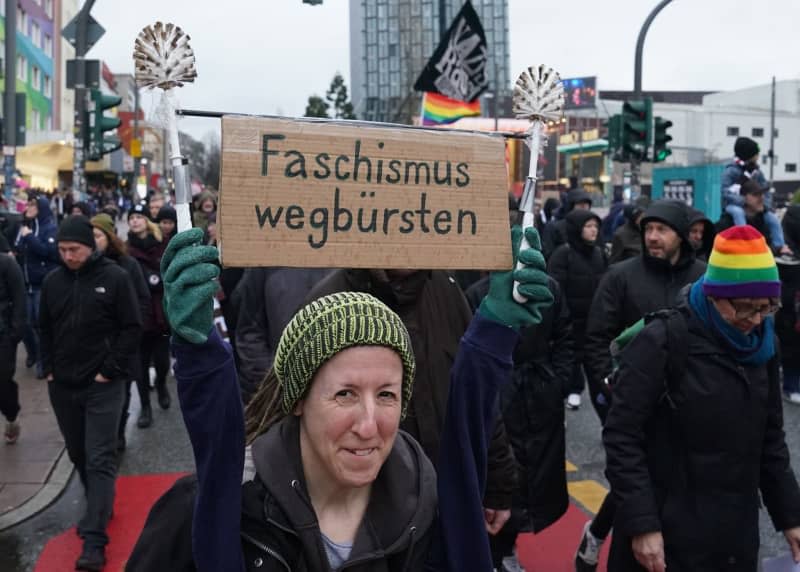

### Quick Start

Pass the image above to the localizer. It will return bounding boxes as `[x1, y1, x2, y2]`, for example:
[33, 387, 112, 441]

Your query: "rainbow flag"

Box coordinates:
[421, 92, 481, 126]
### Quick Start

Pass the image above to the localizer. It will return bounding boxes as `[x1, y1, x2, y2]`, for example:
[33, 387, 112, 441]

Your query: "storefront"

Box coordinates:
[556, 127, 611, 202]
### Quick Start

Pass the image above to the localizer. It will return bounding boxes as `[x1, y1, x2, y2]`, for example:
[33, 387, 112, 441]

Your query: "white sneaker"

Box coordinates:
[501, 551, 526, 572]
[566, 393, 581, 410]
[784, 392, 800, 405]
[575, 521, 603, 570]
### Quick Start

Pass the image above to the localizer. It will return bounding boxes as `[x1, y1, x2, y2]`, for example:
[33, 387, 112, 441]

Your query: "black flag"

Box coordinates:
[413, 1, 489, 103]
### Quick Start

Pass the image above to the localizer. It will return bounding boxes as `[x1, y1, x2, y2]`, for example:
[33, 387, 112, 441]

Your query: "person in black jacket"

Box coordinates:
[40, 215, 141, 571]
[91, 213, 151, 451]
[14, 195, 59, 378]
[604, 226, 800, 571]
[541, 189, 593, 258]
[779, 205, 800, 403]
[0, 233, 26, 444]
[687, 208, 715, 262]
[548, 209, 607, 410]
[575, 200, 706, 571]
[466, 275, 573, 571]
[609, 197, 650, 265]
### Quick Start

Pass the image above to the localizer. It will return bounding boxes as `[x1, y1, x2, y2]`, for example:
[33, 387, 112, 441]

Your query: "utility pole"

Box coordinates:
[3, 0, 16, 205]
[71, 0, 96, 201]
[630, 0, 674, 196]
[769, 75, 776, 186]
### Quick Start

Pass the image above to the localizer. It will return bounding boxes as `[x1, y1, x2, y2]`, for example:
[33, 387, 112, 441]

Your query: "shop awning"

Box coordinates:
[557, 139, 608, 154]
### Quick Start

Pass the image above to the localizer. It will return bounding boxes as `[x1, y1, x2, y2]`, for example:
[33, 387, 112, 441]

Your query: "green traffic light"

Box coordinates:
[88, 89, 122, 160]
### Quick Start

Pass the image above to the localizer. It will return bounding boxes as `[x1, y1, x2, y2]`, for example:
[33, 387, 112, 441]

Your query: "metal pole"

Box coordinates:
[634, 0, 674, 97]
[133, 83, 140, 191]
[71, 0, 96, 201]
[4, 0, 16, 205]
[769, 75, 776, 186]
[438, 0, 447, 39]
[577, 115, 584, 186]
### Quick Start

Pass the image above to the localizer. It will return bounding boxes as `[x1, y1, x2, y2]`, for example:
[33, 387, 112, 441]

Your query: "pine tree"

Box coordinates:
[325, 72, 356, 120]
[304, 95, 330, 118]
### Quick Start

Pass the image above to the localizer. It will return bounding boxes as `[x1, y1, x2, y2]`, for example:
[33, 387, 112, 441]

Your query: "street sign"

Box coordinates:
[62, 14, 105, 52]
[66, 59, 100, 88]
[663, 179, 694, 205]
[130, 138, 142, 158]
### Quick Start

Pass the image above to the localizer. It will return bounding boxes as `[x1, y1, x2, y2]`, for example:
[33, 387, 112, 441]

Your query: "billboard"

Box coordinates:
[563, 76, 597, 110]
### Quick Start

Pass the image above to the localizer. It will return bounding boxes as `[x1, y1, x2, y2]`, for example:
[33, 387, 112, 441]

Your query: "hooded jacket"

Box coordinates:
[14, 196, 59, 288]
[547, 210, 607, 345]
[604, 292, 800, 571]
[609, 203, 646, 265]
[193, 191, 217, 231]
[127, 229, 168, 334]
[688, 208, 715, 262]
[39, 251, 142, 385]
[541, 190, 593, 258]
[584, 201, 706, 417]
[0, 251, 25, 341]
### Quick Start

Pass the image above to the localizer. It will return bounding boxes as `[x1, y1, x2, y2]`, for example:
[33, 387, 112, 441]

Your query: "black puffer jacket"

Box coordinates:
[778, 206, 800, 370]
[584, 201, 706, 415]
[0, 252, 25, 341]
[604, 298, 800, 571]
[547, 210, 607, 348]
[609, 204, 644, 265]
[465, 276, 573, 532]
[541, 190, 593, 258]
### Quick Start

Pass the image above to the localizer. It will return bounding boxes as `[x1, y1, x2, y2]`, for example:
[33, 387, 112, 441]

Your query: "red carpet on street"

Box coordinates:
[34, 472, 608, 571]
[34, 473, 187, 572]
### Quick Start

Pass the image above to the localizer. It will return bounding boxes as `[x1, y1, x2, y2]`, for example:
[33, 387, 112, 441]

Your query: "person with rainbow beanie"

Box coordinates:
[603, 225, 800, 572]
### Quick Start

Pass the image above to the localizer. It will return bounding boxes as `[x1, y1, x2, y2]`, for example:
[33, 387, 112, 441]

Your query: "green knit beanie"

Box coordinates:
[273, 292, 416, 418]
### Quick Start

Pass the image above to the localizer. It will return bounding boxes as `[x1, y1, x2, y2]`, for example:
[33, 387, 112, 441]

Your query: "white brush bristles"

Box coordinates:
[134, 22, 197, 90]
[512, 65, 565, 122]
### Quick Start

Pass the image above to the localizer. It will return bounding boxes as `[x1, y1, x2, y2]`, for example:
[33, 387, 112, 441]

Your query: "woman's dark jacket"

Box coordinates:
[547, 210, 607, 347]
[14, 196, 59, 288]
[603, 297, 800, 571]
[466, 276, 573, 533]
[127, 231, 168, 334]
[779, 206, 800, 370]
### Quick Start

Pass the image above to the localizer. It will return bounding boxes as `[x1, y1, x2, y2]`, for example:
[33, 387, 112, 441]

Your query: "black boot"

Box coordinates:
[75, 543, 106, 571]
[137, 404, 152, 428]
[156, 383, 171, 410]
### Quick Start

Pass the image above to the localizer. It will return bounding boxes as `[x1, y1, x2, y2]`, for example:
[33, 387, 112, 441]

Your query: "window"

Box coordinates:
[32, 109, 40, 132]
[786, 163, 797, 173]
[45, 0, 53, 18]
[16, 8, 26, 34]
[32, 66, 40, 88]
[31, 21, 40, 47]
[751, 127, 764, 137]
[726, 126, 739, 137]
[43, 75, 51, 97]
[43, 34, 52, 57]
[16, 55, 26, 81]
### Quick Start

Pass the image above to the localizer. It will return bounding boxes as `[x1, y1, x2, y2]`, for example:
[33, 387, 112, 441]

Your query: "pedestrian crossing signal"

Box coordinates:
[653, 117, 673, 162]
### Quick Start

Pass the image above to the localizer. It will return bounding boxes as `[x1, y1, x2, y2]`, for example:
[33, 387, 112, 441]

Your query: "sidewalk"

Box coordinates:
[0, 345, 71, 531]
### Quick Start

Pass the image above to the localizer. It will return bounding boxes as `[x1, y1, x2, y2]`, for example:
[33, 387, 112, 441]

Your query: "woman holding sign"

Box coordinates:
[127, 225, 553, 572]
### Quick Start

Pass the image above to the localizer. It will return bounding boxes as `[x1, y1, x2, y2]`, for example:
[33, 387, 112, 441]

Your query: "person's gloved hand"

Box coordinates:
[161, 228, 220, 344]
[479, 225, 553, 330]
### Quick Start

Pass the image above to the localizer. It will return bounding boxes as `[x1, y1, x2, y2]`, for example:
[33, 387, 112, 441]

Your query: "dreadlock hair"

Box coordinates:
[244, 368, 287, 445]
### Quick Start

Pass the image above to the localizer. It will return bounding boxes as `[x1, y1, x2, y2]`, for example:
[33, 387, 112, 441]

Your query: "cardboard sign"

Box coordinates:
[218, 116, 512, 270]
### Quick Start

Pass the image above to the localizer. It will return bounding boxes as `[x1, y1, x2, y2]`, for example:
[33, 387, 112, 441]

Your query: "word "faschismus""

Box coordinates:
[261, 134, 471, 188]
[254, 188, 477, 249]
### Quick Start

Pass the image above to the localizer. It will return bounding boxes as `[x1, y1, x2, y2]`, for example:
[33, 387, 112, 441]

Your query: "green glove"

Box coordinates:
[479, 225, 553, 330]
[161, 228, 221, 344]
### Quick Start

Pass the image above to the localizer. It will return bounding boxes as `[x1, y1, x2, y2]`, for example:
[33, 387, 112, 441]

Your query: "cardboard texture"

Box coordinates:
[219, 116, 512, 270]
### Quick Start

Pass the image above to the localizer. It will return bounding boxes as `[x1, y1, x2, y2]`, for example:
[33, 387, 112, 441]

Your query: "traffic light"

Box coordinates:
[621, 98, 652, 161]
[652, 116, 673, 162]
[87, 89, 121, 161]
[604, 114, 625, 161]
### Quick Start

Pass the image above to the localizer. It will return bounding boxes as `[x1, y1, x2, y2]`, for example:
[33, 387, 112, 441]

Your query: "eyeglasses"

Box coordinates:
[727, 299, 781, 320]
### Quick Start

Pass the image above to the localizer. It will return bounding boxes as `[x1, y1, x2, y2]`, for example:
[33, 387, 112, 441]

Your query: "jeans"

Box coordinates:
[0, 335, 20, 422]
[48, 378, 124, 547]
[784, 367, 800, 395]
[21, 288, 41, 373]
[725, 204, 786, 248]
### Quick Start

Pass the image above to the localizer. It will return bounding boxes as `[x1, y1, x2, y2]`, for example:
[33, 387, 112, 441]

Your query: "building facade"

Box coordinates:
[350, 0, 510, 123]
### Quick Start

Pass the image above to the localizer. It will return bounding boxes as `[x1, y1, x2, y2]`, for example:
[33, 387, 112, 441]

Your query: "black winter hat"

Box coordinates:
[639, 200, 691, 242]
[156, 205, 177, 223]
[57, 215, 95, 248]
[128, 202, 148, 220]
[734, 137, 760, 161]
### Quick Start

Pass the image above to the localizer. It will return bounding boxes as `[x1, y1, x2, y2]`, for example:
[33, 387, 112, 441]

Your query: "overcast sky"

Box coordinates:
[92, 0, 800, 140]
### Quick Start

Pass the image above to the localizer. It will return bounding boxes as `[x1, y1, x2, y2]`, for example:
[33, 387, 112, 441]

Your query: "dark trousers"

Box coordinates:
[567, 362, 587, 396]
[137, 333, 170, 408]
[0, 335, 20, 422]
[21, 288, 41, 371]
[48, 379, 124, 547]
[120, 352, 142, 434]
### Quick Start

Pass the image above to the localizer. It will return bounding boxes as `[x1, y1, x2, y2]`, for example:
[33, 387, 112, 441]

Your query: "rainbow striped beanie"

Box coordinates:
[702, 225, 780, 298]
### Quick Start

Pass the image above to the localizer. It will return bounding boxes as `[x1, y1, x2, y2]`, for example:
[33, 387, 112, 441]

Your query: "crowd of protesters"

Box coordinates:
[2, 135, 800, 572]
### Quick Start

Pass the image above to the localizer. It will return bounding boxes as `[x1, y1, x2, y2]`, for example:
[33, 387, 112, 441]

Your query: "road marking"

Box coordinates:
[567, 480, 608, 514]
[565, 460, 578, 472]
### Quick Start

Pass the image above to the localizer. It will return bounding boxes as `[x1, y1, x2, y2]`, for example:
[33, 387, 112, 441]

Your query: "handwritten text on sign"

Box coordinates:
[218, 116, 511, 270]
